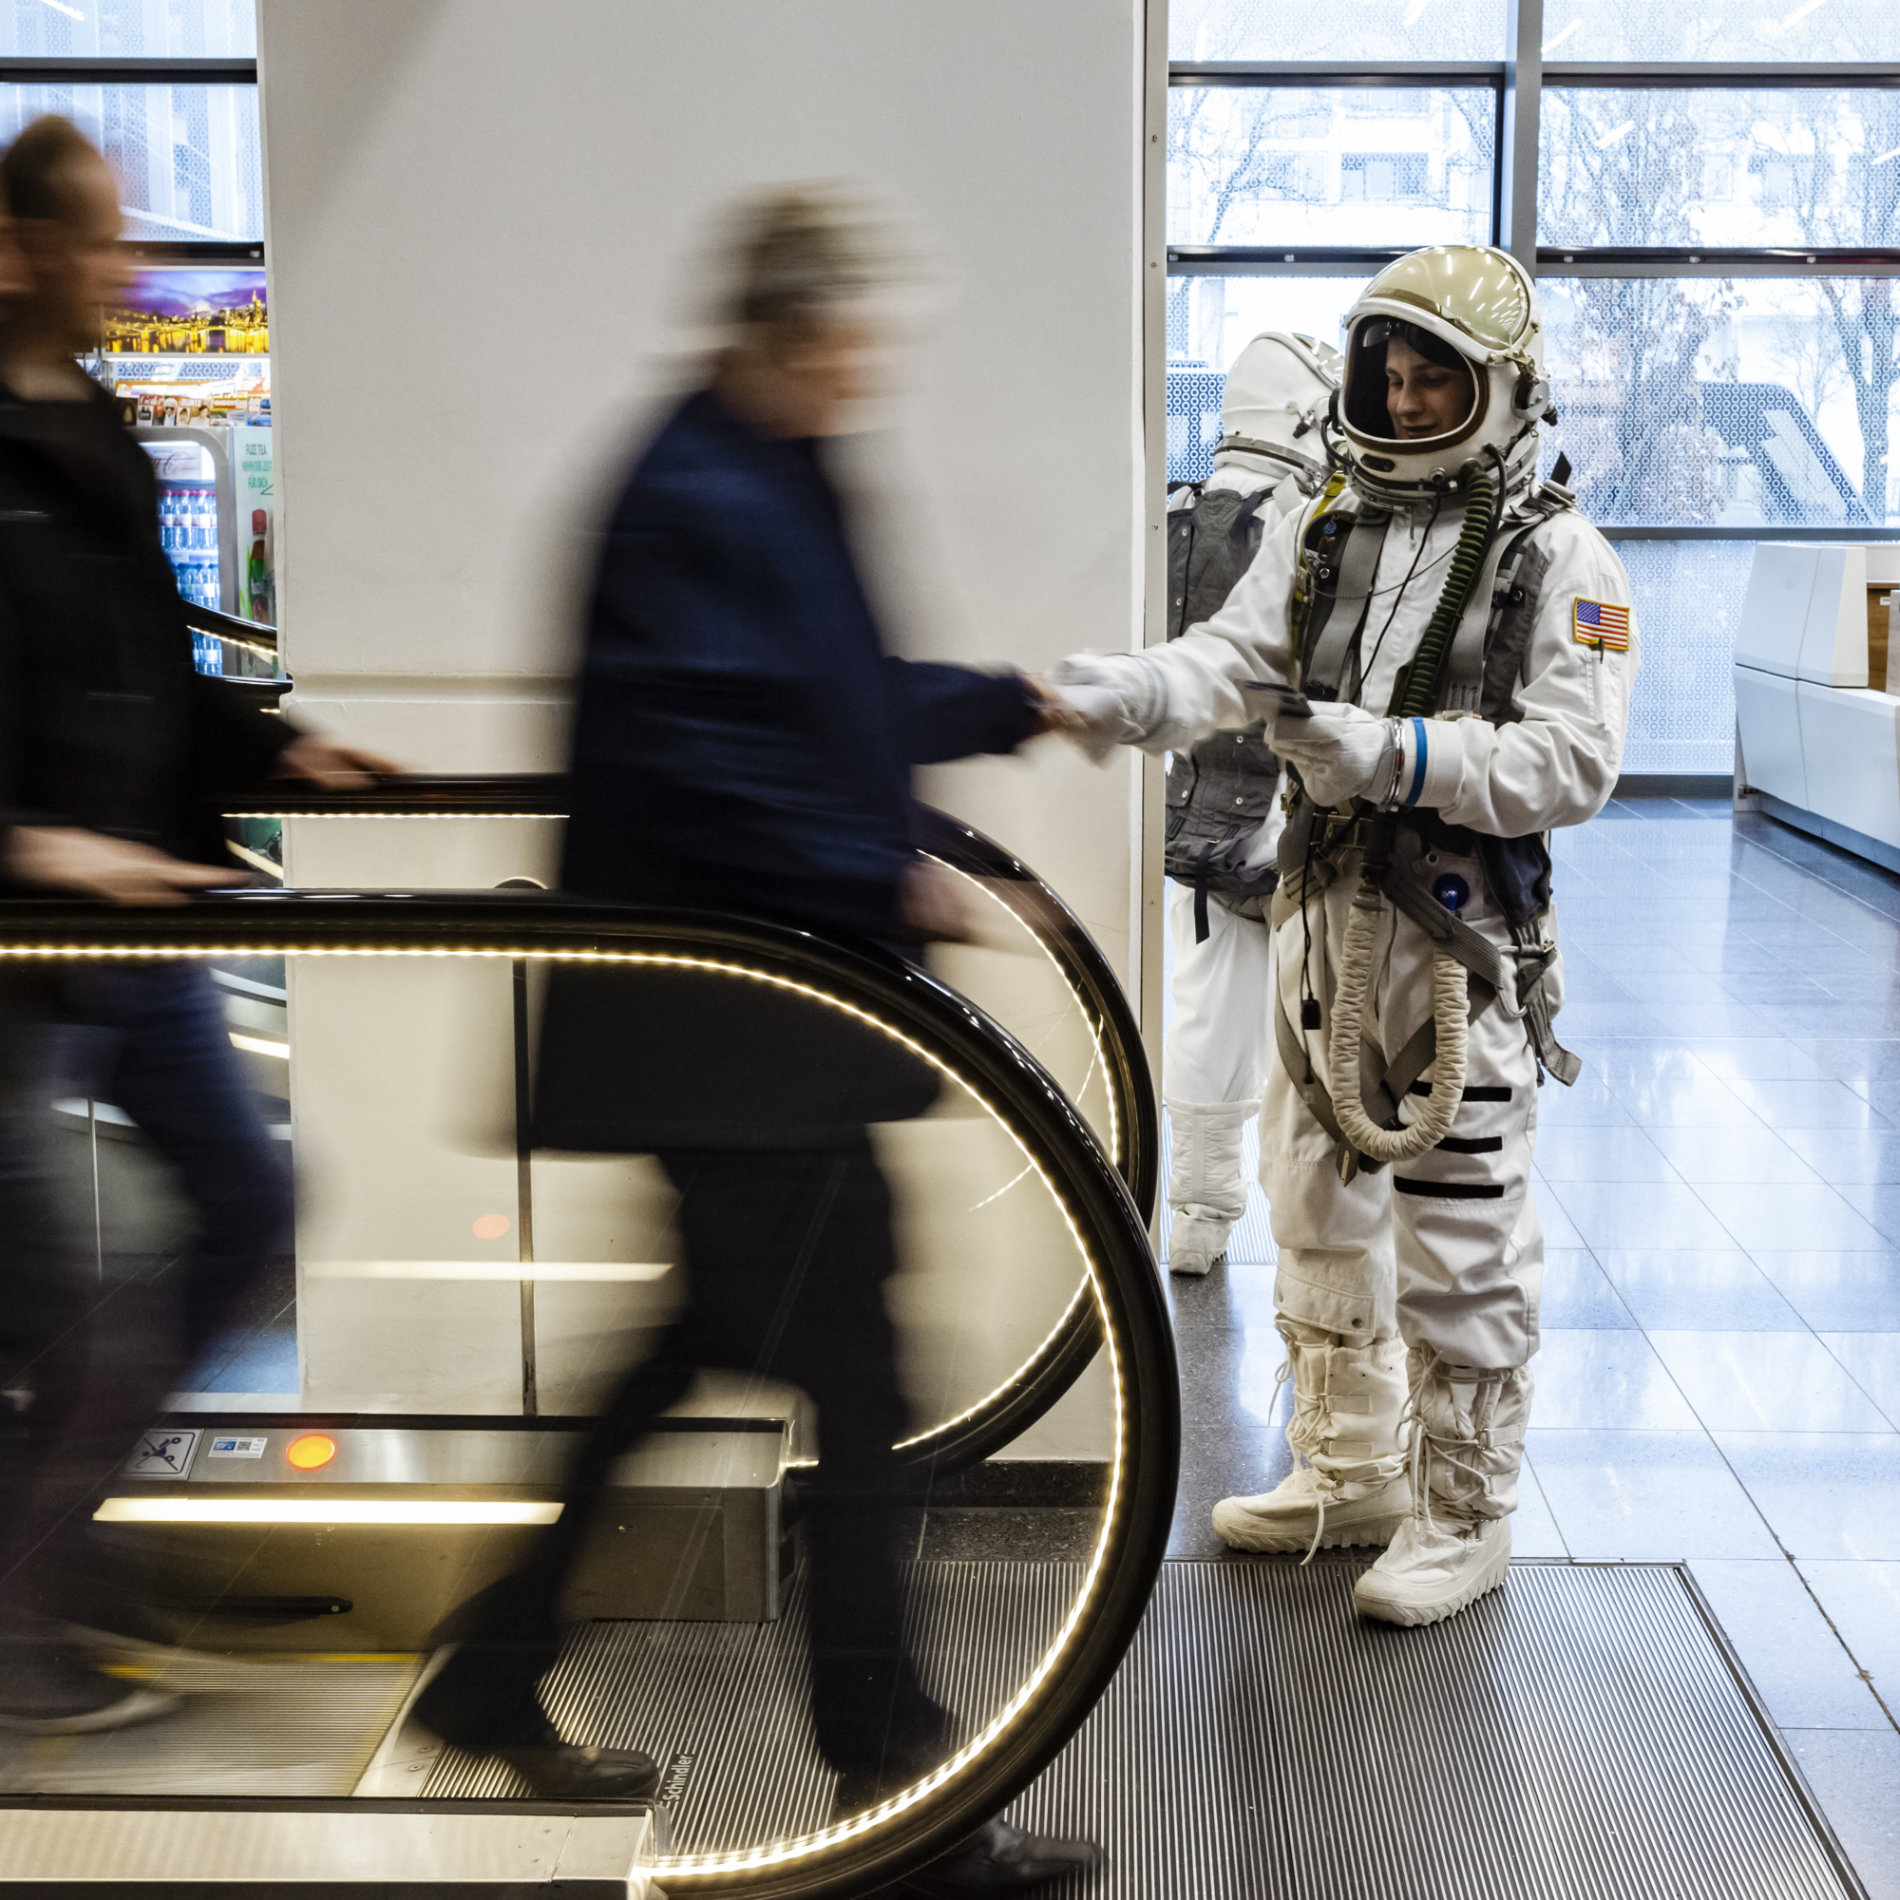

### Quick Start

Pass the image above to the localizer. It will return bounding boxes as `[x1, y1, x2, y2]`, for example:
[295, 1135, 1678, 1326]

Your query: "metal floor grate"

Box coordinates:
[430, 1557, 1854, 1897]
[0, 1652, 420, 1798]
[1013, 1559, 1859, 1900]
[422, 1560, 1078, 1854]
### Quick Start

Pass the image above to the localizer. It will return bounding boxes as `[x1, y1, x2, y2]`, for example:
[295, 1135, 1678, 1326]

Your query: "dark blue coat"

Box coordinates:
[538, 386, 1039, 1151]
[559, 387, 1037, 937]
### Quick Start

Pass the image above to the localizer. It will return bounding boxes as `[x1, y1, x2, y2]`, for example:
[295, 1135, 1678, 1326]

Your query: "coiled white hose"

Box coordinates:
[1326, 889, 1469, 1164]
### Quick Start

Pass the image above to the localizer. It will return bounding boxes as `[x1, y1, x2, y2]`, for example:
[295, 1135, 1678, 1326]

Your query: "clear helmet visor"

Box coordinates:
[1341, 314, 1481, 450]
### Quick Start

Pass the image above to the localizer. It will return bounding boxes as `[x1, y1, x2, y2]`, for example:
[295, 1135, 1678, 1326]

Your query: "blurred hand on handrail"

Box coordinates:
[3, 827, 229, 906]
[273, 736, 405, 790]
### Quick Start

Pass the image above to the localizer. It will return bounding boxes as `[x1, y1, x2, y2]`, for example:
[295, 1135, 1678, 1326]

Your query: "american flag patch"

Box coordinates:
[1573, 597, 1630, 650]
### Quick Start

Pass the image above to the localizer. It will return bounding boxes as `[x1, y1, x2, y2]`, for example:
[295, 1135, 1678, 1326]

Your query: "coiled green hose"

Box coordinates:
[1388, 460, 1501, 722]
[1327, 460, 1503, 1172]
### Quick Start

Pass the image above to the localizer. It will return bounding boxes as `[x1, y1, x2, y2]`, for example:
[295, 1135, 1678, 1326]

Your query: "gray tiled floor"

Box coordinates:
[1163, 800, 1900, 1898]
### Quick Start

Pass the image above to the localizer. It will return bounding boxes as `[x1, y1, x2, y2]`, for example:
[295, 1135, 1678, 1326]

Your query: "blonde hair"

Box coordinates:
[723, 183, 899, 336]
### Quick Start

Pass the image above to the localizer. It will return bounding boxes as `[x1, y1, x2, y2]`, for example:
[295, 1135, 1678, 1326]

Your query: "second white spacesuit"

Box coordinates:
[1055, 246, 1636, 1627]
[1162, 333, 1339, 1276]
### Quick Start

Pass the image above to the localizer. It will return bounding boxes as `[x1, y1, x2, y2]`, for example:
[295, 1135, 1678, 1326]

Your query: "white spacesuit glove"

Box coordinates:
[1269, 700, 1400, 810]
[1044, 654, 1166, 764]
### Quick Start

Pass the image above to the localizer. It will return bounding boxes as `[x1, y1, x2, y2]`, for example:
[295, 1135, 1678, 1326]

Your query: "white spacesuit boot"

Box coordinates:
[1165, 1098, 1255, 1275]
[1354, 1348, 1530, 1627]
[1211, 1319, 1411, 1552]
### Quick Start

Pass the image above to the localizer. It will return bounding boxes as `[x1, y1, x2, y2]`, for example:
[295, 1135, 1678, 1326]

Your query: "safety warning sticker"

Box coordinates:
[1573, 597, 1630, 650]
[208, 1435, 268, 1459]
[122, 1428, 200, 1478]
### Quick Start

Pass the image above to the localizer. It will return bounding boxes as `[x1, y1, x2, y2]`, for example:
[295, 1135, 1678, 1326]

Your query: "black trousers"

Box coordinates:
[420, 1138, 947, 1783]
[0, 965, 294, 1627]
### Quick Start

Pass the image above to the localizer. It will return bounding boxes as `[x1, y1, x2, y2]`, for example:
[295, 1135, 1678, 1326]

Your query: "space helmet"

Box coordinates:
[1214, 331, 1343, 486]
[1334, 245, 1551, 502]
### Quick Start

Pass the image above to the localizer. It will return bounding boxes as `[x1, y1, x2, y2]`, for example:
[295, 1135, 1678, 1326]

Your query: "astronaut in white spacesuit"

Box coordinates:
[1055, 246, 1635, 1626]
[1161, 332, 1339, 1277]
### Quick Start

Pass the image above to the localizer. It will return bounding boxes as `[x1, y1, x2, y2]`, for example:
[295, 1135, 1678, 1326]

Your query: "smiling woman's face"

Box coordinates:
[1384, 334, 1473, 440]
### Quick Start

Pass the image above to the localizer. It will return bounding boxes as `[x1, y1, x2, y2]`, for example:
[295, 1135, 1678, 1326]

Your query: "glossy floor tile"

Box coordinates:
[1752, 1253, 1900, 1332]
[1648, 1331, 1893, 1433]
[1539, 1179, 1738, 1251]
[1817, 1334, 1900, 1429]
[1794, 1562, 1900, 1716]
[1595, 1249, 1805, 1332]
[1715, 1432, 1900, 1560]
[1532, 1328, 1699, 1429]
[1783, 1731, 1900, 1900]
[1539, 1249, 1637, 1329]
[1525, 1428, 1780, 1560]
[1687, 1560, 1891, 1730]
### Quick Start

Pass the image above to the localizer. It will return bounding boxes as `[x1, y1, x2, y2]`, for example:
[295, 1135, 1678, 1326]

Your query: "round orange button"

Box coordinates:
[286, 1433, 338, 1471]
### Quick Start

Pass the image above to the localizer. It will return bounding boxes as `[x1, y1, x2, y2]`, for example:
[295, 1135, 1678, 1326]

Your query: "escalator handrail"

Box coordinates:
[0, 886, 1178, 1896]
[224, 777, 1159, 1216]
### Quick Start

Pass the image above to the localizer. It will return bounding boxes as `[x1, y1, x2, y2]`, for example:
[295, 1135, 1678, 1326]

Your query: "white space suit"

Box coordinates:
[1056, 247, 1635, 1626]
[1163, 333, 1339, 1277]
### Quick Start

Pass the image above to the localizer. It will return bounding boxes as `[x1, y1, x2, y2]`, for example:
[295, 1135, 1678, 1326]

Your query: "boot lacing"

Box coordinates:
[1403, 1348, 1503, 1538]
[1274, 1320, 1341, 1565]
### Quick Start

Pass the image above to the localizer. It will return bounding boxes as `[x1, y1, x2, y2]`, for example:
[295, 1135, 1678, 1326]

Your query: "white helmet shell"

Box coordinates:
[1216, 331, 1342, 484]
[1335, 246, 1550, 502]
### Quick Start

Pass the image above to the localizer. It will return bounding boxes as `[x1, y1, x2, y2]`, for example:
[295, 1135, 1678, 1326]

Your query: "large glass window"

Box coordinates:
[1542, 1, 1900, 62]
[1165, 9, 1900, 784]
[1541, 89, 1900, 252]
[0, 0, 255, 58]
[1169, 87, 1495, 250]
[1543, 276, 1897, 527]
[0, 82, 262, 242]
[1170, 0, 1506, 63]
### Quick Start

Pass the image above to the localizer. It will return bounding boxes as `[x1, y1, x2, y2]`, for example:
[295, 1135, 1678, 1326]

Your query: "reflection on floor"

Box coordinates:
[1160, 800, 1900, 1898]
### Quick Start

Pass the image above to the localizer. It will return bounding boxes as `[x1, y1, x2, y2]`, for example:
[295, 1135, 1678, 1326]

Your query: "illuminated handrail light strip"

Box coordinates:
[305, 1260, 671, 1282]
[229, 1031, 290, 1059]
[0, 936, 1131, 1883]
[95, 1499, 563, 1526]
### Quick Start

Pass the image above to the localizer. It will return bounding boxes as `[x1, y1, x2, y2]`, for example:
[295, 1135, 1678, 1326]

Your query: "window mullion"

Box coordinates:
[1501, 0, 1543, 272]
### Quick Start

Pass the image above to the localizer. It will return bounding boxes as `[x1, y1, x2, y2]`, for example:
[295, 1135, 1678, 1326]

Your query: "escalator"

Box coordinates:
[0, 885, 1178, 1897]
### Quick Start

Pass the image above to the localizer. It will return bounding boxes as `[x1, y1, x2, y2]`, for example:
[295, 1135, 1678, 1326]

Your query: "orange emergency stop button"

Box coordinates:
[286, 1433, 338, 1471]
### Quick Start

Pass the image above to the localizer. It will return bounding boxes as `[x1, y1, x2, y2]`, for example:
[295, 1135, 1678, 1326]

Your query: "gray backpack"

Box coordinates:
[1163, 482, 1283, 933]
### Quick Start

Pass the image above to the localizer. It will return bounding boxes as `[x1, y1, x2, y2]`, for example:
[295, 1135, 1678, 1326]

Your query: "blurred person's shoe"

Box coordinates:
[493, 1722, 663, 1801]
[0, 1643, 180, 1735]
[415, 1686, 661, 1802]
[899, 1818, 1104, 1895]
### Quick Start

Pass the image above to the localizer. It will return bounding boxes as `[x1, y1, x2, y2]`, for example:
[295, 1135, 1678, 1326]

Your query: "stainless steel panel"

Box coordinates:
[0, 1806, 655, 1893]
[169, 1424, 784, 1489]
[99, 1425, 789, 1646]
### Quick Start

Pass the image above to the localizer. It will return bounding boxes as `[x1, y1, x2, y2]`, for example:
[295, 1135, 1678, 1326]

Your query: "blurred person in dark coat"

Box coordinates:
[0, 118, 394, 1735]
[415, 185, 1100, 1894]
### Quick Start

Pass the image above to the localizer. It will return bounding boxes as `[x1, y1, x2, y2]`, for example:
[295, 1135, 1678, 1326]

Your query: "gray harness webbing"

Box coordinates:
[1440, 486, 1573, 715]
[1300, 511, 1392, 699]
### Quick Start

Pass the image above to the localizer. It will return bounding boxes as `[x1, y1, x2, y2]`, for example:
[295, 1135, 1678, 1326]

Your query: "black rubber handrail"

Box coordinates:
[225, 777, 1159, 1212]
[0, 889, 1178, 1898]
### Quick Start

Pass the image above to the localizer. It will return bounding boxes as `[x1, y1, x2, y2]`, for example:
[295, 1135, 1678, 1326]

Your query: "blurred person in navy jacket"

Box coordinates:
[416, 186, 1100, 1895]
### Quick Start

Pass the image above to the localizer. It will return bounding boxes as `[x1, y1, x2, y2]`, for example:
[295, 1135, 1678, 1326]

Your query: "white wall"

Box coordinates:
[257, 0, 1148, 979]
[258, 0, 1149, 1456]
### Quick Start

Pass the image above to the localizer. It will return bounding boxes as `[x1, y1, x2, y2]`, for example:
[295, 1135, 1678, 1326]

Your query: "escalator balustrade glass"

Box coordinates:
[215, 782, 1158, 1470]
